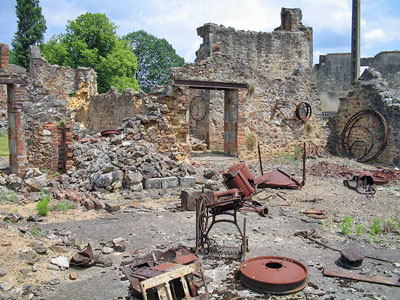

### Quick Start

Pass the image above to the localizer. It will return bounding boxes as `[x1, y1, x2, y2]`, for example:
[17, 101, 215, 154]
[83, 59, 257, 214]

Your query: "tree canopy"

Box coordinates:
[41, 13, 139, 93]
[11, 0, 47, 69]
[124, 30, 184, 93]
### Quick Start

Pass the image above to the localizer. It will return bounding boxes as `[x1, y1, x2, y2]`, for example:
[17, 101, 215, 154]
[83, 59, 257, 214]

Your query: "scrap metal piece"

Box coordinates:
[139, 262, 209, 300]
[323, 267, 400, 287]
[239, 256, 309, 294]
[100, 129, 121, 137]
[295, 102, 312, 121]
[340, 109, 388, 162]
[337, 248, 364, 269]
[70, 243, 98, 267]
[195, 189, 247, 260]
[256, 169, 302, 189]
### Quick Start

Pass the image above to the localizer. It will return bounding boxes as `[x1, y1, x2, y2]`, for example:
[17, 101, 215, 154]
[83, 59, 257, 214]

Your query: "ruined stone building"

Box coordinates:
[314, 51, 400, 114]
[5, 5, 400, 180]
[171, 8, 326, 158]
[0, 8, 330, 177]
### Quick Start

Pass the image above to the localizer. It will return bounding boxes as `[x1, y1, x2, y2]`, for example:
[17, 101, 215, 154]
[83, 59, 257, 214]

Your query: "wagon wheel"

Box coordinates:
[198, 195, 210, 235]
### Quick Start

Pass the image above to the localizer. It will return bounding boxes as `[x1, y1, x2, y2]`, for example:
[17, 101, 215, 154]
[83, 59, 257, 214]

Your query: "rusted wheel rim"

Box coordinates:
[239, 256, 309, 294]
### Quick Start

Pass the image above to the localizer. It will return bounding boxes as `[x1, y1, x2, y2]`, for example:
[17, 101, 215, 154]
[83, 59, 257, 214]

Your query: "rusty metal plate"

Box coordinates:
[239, 256, 308, 294]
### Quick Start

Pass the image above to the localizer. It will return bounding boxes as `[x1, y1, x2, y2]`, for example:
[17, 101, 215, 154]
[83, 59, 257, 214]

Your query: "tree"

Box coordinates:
[41, 13, 139, 93]
[11, 0, 46, 69]
[124, 30, 184, 93]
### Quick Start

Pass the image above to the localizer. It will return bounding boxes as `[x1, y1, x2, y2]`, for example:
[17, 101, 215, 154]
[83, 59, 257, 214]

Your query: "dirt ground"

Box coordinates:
[0, 155, 399, 300]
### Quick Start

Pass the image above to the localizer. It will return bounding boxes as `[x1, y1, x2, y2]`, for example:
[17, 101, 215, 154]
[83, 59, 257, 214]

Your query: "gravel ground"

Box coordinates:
[1, 155, 400, 300]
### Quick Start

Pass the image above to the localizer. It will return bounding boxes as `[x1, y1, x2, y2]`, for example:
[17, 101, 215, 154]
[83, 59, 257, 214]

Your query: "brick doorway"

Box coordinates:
[175, 80, 248, 157]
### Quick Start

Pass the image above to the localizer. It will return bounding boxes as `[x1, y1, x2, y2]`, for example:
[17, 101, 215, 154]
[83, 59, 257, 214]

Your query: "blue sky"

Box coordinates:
[1, 0, 400, 64]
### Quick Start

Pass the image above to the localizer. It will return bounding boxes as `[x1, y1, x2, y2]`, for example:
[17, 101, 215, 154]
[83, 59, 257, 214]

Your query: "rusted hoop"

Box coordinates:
[295, 102, 312, 121]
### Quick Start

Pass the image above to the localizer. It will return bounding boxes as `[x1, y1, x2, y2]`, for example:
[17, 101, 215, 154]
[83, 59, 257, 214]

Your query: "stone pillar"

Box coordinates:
[280, 8, 302, 31]
[224, 90, 239, 156]
[0, 44, 9, 69]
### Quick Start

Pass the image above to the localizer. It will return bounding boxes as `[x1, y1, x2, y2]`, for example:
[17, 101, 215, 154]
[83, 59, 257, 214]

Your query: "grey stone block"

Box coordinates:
[143, 178, 161, 189]
[161, 177, 179, 189]
[179, 176, 196, 188]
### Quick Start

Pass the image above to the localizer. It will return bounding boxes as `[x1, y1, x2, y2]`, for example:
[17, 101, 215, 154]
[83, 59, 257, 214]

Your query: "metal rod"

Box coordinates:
[257, 142, 264, 175]
[302, 142, 306, 186]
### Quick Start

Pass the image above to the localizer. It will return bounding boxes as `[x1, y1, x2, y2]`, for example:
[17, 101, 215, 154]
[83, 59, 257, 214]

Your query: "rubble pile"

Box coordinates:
[67, 119, 196, 193]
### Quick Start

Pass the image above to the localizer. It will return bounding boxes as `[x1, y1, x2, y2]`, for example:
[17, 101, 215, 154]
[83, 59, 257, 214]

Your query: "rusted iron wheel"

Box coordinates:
[340, 110, 388, 162]
[239, 256, 309, 294]
[295, 102, 312, 121]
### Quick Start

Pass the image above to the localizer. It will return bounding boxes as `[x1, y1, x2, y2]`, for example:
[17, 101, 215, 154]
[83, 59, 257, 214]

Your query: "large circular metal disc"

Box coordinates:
[239, 256, 309, 294]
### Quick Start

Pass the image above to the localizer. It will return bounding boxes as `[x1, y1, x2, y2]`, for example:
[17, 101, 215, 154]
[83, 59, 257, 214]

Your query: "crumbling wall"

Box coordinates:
[73, 87, 143, 132]
[172, 8, 326, 159]
[314, 51, 400, 113]
[29, 46, 97, 99]
[334, 68, 400, 165]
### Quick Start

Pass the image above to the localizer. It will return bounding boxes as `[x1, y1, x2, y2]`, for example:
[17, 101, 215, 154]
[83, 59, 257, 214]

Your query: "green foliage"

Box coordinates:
[9, 49, 18, 65]
[97, 39, 139, 92]
[11, 0, 47, 68]
[0, 190, 17, 202]
[41, 13, 139, 93]
[340, 215, 353, 235]
[36, 190, 50, 216]
[29, 227, 41, 237]
[294, 145, 302, 160]
[57, 119, 66, 129]
[124, 30, 184, 92]
[51, 201, 73, 212]
[356, 223, 364, 236]
[370, 218, 382, 236]
[0, 131, 9, 157]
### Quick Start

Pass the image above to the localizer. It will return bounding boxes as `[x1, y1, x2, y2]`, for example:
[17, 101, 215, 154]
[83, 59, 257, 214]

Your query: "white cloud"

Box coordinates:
[364, 29, 386, 42]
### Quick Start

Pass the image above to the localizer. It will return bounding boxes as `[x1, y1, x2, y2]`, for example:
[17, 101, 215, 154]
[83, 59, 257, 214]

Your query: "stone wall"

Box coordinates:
[73, 87, 143, 132]
[29, 46, 97, 100]
[314, 51, 400, 112]
[333, 68, 400, 165]
[172, 8, 326, 159]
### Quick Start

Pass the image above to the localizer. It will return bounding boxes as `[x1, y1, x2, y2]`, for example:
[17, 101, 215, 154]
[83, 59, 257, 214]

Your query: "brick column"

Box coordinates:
[64, 121, 74, 171]
[237, 90, 248, 157]
[8, 84, 28, 177]
[0, 44, 9, 69]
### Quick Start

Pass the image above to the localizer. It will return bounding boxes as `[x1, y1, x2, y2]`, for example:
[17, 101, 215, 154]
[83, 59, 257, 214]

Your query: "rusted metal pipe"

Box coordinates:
[257, 141, 264, 175]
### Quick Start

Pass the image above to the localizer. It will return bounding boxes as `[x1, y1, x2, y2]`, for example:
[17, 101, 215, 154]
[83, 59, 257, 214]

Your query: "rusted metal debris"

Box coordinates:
[310, 161, 399, 186]
[100, 129, 121, 137]
[138, 262, 209, 300]
[270, 100, 312, 123]
[239, 256, 309, 294]
[295, 102, 312, 121]
[340, 109, 388, 162]
[294, 229, 395, 264]
[122, 248, 210, 299]
[323, 267, 400, 287]
[195, 189, 248, 260]
[337, 248, 364, 269]
[70, 243, 98, 267]
[343, 171, 376, 197]
[309, 161, 355, 178]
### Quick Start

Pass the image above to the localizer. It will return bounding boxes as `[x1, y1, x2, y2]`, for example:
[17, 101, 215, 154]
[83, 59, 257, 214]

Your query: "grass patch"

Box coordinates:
[51, 201, 74, 212]
[0, 190, 17, 202]
[340, 215, 353, 235]
[0, 131, 9, 157]
[36, 191, 50, 216]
